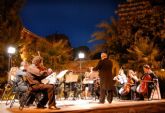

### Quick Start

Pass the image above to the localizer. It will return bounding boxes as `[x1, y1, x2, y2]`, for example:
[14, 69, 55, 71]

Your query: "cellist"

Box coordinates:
[136, 64, 158, 100]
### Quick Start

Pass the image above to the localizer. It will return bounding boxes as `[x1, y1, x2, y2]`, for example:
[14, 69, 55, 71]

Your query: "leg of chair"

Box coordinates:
[5, 87, 15, 105]
[149, 83, 157, 100]
[19, 91, 31, 110]
[9, 93, 17, 108]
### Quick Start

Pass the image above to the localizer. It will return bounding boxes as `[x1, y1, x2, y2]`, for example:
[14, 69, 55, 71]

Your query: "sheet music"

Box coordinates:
[56, 70, 68, 78]
[65, 73, 78, 83]
[42, 72, 57, 84]
[42, 70, 69, 84]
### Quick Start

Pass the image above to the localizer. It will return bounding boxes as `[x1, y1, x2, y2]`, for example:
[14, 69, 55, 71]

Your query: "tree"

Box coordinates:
[90, 17, 129, 64]
[46, 33, 72, 47]
[46, 40, 73, 71]
[0, 0, 25, 86]
[20, 29, 73, 71]
[127, 37, 159, 71]
[91, 0, 165, 68]
[0, 0, 25, 71]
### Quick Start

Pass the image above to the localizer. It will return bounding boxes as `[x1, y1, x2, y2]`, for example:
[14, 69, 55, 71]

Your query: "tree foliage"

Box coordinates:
[0, 0, 25, 71]
[20, 33, 73, 71]
[91, 0, 165, 71]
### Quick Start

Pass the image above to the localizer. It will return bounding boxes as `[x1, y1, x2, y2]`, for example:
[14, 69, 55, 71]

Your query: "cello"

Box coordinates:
[136, 73, 152, 96]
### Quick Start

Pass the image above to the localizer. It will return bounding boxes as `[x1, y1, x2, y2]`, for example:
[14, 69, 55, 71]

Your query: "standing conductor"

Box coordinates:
[93, 52, 114, 104]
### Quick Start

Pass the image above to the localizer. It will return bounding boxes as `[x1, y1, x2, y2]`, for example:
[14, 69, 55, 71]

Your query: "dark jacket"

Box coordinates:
[93, 58, 114, 90]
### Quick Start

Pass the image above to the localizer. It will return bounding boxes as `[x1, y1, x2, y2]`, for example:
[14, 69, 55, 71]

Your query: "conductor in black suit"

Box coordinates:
[93, 52, 114, 104]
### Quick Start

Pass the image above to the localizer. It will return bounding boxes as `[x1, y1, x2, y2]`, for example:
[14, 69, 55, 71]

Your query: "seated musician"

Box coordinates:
[127, 70, 140, 100]
[136, 64, 158, 100]
[26, 56, 60, 110]
[14, 61, 29, 92]
[113, 68, 127, 98]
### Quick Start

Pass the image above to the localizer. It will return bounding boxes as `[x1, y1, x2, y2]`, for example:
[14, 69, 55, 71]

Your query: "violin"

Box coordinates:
[38, 65, 47, 71]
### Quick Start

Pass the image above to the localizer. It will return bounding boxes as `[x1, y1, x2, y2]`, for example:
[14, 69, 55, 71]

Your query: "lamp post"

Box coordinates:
[78, 52, 85, 91]
[7, 46, 16, 71]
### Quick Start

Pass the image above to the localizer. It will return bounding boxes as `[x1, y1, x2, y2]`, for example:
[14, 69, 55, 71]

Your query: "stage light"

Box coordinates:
[78, 52, 85, 59]
[7, 46, 16, 71]
[78, 52, 85, 91]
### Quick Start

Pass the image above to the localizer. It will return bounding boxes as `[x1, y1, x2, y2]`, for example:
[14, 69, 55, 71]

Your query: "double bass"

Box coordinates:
[136, 73, 152, 96]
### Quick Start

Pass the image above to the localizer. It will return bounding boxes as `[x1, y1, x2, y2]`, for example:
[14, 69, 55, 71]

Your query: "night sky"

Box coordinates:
[20, 0, 125, 49]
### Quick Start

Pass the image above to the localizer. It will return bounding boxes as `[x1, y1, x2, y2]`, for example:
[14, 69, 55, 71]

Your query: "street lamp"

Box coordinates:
[78, 52, 85, 91]
[7, 46, 16, 71]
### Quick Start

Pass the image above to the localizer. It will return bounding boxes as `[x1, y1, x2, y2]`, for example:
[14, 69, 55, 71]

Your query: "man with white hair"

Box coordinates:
[26, 56, 60, 110]
[93, 52, 114, 104]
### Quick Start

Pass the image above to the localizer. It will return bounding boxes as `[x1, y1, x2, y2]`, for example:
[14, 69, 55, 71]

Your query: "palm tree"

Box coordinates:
[90, 17, 130, 65]
[46, 40, 72, 71]
[127, 37, 159, 72]
[20, 33, 72, 71]
[90, 18, 118, 55]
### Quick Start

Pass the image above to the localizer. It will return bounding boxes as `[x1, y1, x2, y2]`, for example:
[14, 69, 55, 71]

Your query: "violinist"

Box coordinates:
[136, 64, 158, 100]
[127, 70, 140, 100]
[113, 68, 127, 98]
[117, 69, 135, 99]
[26, 56, 60, 110]
[113, 68, 127, 85]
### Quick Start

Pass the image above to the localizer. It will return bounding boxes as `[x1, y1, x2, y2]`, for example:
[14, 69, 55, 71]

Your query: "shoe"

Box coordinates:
[48, 106, 60, 110]
[98, 102, 104, 104]
[37, 105, 47, 109]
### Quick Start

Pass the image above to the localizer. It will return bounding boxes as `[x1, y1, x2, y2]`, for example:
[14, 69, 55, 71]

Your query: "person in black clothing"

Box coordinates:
[136, 64, 158, 100]
[142, 64, 158, 99]
[93, 52, 114, 104]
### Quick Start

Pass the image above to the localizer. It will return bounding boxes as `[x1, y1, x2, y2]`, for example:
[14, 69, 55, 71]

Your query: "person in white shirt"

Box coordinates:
[113, 68, 127, 98]
[113, 68, 127, 85]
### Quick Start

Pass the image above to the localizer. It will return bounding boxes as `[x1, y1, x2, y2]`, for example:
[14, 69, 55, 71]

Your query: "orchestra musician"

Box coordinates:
[82, 67, 95, 99]
[26, 56, 60, 110]
[116, 69, 136, 100]
[136, 64, 158, 100]
[113, 68, 127, 98]
[127, 70, 140, 100]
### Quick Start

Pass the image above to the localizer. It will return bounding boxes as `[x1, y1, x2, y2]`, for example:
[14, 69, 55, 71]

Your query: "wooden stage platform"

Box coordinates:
[1, 98, 165, 113]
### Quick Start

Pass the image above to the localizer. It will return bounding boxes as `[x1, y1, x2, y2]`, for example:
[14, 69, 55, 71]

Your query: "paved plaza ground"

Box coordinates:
[1, 98, 165, 113]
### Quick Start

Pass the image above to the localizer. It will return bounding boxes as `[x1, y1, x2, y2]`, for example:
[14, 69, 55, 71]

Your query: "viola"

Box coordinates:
[36, 64, 49, 77]
[136, 73, 152, 96]
[119, 78, 133, 96]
